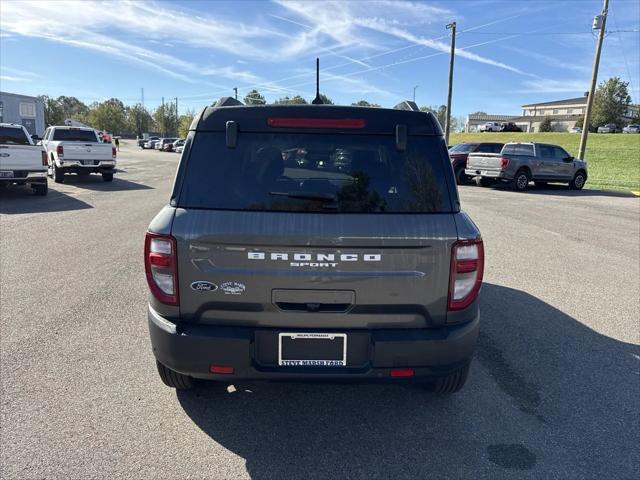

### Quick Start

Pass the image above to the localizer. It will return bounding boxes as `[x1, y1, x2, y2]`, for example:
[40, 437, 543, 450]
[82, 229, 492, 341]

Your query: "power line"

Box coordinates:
[459, 29, 638, 35]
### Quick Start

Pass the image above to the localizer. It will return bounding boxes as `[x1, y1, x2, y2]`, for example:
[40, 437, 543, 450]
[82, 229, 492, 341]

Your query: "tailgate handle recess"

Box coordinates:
[272, 289, 355, 313]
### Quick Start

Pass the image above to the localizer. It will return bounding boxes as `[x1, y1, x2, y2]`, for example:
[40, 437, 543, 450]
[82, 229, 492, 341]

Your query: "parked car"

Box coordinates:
[0, 123, 48, 195]
[479, 122, 501, 132]
[466, 142, 587, 191]
[162, 139, 184, 152]
[144, 139, 160, 149]
[41, 126, 116, 183]
[145, 101, 483, 393]
[569, 126, 582, 133]
[175, 144, 185, 154]
[138, 136, 159, 148]
[622, 124, 640, 134]
[597, 123, 618, 133]
[499, 122, 522, 132]
[156, 138, 178, 151]
[448, 142, 503, 184]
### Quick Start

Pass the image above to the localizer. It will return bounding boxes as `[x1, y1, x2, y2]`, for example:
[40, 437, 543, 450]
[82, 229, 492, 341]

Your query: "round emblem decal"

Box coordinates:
[190, 281, 218, 292]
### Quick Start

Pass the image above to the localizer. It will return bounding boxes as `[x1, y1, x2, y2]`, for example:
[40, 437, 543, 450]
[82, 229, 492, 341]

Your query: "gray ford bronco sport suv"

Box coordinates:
[145, 98, 484, 393]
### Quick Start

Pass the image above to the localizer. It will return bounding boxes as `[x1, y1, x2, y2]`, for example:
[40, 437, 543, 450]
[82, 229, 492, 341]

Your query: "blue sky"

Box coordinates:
[1, 0, 639, 117]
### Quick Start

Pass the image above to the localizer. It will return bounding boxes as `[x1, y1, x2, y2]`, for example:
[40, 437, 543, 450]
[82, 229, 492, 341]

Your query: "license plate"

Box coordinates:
[0, 171, 14, 178]
[278, 333, 347, 367]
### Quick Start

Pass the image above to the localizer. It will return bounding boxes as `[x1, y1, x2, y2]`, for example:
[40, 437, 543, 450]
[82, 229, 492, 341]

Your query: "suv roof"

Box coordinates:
[192, 104, 442, 135]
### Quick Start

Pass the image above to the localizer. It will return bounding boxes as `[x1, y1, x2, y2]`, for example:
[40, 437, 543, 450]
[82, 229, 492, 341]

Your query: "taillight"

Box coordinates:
[112, 147, 117, 159]
[448, 239, 484, 311]
[41, 151, 47, 166]
[144, 232, 179, 306]
[500, 157, 510, 169]
[56, 145, 64, 158]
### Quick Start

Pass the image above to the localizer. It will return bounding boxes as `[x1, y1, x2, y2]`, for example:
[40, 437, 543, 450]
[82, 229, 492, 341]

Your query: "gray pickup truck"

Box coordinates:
[466, 142, 588, 191]
[145, 98, 484, 393]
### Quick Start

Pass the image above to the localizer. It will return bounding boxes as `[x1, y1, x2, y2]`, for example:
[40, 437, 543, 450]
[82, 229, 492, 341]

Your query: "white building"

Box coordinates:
[465, 94, 639, 133]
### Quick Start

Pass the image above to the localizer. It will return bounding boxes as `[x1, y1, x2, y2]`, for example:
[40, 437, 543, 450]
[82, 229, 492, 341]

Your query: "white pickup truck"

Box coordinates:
[41, 126, 116, 183]
[0, 123, 48, 195]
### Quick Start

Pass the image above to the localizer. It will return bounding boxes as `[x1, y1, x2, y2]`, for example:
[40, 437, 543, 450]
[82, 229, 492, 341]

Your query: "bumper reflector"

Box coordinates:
[390, 368, 414, 378]
[210, 365, 234, 374]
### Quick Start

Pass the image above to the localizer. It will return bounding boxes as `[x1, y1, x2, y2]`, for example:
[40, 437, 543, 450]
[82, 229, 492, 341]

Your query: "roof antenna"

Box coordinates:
[312, 57, 323, 104]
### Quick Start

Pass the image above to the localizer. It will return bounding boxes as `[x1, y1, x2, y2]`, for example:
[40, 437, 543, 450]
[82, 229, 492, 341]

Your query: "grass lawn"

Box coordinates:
[449, 132, 640, 193]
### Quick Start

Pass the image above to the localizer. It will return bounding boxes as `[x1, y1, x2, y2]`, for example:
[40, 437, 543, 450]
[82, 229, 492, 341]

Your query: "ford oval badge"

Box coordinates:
[190, 281, 218, 292]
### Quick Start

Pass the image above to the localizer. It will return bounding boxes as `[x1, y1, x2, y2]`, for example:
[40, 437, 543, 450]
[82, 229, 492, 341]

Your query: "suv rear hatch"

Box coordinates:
[170, 109, 460, 330]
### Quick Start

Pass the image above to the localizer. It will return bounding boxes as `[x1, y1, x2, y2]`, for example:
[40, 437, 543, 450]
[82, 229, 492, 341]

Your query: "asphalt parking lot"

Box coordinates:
[1, 144, 639, 479]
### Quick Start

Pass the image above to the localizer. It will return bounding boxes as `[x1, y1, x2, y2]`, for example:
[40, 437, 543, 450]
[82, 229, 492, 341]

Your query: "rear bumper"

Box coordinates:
[148, 307, 480, 381]
[0, 171, 47, 183]
[58, 160, 116, 173]
[465, 168, 508, 179]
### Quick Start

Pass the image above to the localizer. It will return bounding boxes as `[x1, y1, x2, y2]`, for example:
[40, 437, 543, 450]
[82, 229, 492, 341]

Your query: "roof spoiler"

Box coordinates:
[393, 100, 420, 112]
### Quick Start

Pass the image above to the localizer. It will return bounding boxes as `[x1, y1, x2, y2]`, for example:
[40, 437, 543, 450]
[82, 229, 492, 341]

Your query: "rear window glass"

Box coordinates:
[502, 144, 534, 156]
[179, 133, 452, 213]
[52, 129, 98, 142]
[476, 143, 503, 153]
[0, 126, 30, 145]
[449, 143, 477, 153]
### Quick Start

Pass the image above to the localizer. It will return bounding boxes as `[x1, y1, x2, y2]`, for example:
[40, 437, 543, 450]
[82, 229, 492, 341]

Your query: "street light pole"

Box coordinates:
[444, 22, 456, 145]
[578, 0, 609, 160]
[413, 85, 419, 103]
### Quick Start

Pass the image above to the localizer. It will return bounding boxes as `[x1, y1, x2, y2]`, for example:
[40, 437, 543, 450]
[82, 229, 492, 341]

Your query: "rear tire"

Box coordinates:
[512, 169, 530, 191]
[33, 182, 48, 196]
[102, 172, 114, 182]
[455, 167, 469, 185]
[476, 177, 494, 188]
[432, 363, 470, 394]
[569, 171, 586, 190]
[53, 163, 64, 183]
[156, 361, 194, 390]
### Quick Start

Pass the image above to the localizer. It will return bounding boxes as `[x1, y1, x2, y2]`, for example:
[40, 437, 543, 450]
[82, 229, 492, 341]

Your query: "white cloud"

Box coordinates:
[0, 75, 32, 82]
[276, 0, 529, 76]
[519, 78, 589, 94]
[0, 66, 39, 78]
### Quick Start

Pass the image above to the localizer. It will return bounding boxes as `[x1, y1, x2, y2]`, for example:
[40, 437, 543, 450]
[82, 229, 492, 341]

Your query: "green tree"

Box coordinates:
[87, 98, 127, 133]
[469, 111, 487, 116]
[178, 111, 195, 139]
[420, 105, 447, 127]
[591, 77, 632, 127]
[152, 100, 178, 136]
[57, 96, 89, 122]
[38, 95, 65, 126]
[573, 114, 595, 132]
[244, 89, 266, 105]
[351, 100, 380, 107]
[126, 103, 153, 137]
[318, 93, 334, 105]
[539, 116, 553, 132]
[274, 95, 308, 105]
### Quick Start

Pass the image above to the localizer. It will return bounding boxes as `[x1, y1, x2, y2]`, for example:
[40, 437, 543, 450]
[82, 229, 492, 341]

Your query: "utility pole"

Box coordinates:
[444, 22, 456, 145]
[578, 0, 608, 160]
[233, 87, 238, 100]
[175, 97, 178, 136]
[161, 96, 165, 137]
[413, 85, 419, 103]
[141, 87, 144, 108]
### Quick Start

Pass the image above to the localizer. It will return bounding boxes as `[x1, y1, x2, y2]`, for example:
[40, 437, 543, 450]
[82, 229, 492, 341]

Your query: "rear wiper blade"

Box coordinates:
[269, 191, 337, 202]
